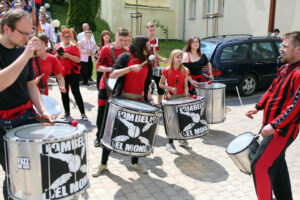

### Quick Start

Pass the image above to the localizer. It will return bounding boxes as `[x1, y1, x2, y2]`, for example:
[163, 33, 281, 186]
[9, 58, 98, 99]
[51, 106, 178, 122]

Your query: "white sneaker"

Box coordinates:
[130, 164, 148, 174]
[166, 143, 179, 154]
[92, 164, 107, 177]
[179, 140, 192, 149]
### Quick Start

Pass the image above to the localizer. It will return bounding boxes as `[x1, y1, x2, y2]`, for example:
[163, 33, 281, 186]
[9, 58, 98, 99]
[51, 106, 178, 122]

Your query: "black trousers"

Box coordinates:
[81, 56, 93, 84]
[96, 104, 139, 165]
[96, 71, 103, 88]
[152, 76, 165, 95]
[251, 130, 297, 200]
[61, 74, 85, 114]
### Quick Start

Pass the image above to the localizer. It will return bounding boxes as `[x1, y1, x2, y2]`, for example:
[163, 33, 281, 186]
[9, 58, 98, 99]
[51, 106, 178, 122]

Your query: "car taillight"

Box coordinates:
[212, 66, 222, 76]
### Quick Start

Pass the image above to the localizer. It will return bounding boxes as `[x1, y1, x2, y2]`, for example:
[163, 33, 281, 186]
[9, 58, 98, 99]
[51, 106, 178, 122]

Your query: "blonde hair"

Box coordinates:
[166, 49, 188, 76]
[146, 21, 155, 29]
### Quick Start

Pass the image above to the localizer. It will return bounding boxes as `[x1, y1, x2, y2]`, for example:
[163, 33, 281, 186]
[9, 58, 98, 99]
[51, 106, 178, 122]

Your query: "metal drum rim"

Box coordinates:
[196, 82, 226, 90]
[162, 97, 205, 106]
[226, 132, 256, 155]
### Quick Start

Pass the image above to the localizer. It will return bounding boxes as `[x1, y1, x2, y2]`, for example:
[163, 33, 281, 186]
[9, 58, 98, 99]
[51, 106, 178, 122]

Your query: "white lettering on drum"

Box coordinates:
[124, 144, 147, 153]
[41, 136, 85, 154]
[69, 175, 88, 194]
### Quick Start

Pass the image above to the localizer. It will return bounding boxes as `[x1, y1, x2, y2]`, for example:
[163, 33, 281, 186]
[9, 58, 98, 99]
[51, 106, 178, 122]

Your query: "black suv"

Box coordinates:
[201, 35, 282, 96]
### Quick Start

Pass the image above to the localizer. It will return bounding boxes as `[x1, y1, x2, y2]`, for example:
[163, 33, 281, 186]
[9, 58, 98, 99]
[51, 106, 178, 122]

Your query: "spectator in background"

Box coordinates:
[40, 15, 53, 45]
[95, 30, 111, 86]
[271, 28, 280, 37]
[56, 25, 66, 44]
[21, 0, 31, 13]
[78, 30, 97, 85]
[77, 23, 95, 42]
[70, 27, 78, 46]
[1, 3, 9, 15]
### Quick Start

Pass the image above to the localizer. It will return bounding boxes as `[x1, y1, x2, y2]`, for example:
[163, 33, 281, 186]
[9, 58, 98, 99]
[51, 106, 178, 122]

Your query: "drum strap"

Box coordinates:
[121, 91, 144, 100]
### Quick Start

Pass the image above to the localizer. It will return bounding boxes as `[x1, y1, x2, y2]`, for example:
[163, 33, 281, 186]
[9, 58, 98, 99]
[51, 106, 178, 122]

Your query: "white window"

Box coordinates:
[203, 0, 224, 18]
[189, 0, 197, 19]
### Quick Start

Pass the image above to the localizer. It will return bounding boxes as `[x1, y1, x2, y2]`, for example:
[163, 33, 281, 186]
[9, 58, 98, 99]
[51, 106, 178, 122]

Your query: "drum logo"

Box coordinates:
[17, 157, 30, 170]
[177, 101, 208, 138]
[40, 135, 88, 200]
[110, 110, 158, 153]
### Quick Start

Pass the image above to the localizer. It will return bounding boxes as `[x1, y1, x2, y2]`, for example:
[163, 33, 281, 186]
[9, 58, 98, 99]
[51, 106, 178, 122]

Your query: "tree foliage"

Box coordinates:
[67, 0, 100, 32]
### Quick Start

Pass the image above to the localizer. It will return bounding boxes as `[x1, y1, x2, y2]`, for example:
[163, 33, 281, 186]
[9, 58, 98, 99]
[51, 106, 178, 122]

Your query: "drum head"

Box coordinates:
[197, 82, 226, 90]
[112, 98, 158, 112]
[34, 95, 62, 117]
[108, 78, 117, 91]
[226, 132, 254, 154]
[5, 123, 85, 142]
[162, 96, 204, 105]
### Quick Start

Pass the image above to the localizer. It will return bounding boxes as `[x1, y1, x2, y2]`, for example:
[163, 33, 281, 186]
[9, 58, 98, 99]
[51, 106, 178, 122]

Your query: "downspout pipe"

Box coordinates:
[183, 0, 186, 41]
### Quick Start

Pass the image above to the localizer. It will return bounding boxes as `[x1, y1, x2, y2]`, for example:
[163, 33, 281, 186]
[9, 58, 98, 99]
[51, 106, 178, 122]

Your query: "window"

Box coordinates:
[203, 0, 224, 18]
[275, 41, 282, 52]
[189, 0, 197, 19]
[220, 44, 249, 61]
[251, 42, 276, 59]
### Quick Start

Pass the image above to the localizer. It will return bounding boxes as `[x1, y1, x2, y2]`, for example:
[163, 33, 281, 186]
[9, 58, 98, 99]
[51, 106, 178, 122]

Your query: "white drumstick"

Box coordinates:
[138, 55, 156, 69]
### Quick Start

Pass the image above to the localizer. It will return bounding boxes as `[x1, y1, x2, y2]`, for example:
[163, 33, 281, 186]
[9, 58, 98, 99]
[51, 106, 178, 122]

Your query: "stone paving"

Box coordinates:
[1, 80, 300, 200]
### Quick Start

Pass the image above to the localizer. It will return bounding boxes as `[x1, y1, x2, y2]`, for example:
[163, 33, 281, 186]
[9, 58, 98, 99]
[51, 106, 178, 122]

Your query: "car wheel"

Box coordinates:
[239, 74, 257, 96]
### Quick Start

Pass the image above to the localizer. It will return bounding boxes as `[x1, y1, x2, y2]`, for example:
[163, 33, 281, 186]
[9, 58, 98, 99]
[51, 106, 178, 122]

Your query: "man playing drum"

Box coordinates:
[159, 49, 192, 154]
[92, 35, 155, 176]
[94, 28, 129, 147]
[0, 9, 54, 200]
[246, 31, 300, 200]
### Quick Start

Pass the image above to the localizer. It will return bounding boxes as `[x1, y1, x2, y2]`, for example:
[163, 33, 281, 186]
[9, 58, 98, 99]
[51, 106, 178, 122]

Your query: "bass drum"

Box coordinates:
[162, 96, 208, 140]
[4, 123, 89, 200]
[226, 132, 260, 175]
[101, 98, 161, 157]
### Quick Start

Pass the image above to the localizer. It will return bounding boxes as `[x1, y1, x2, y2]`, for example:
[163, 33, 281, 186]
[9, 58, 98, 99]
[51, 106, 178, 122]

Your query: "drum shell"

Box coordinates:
[195, 82, 226, 124]
[226, 138, 260, 175]
[152, 66, 163, 77]
[162, 97, 208, 140]
[102, 98, 161, 157]
[4, 124, 89, 200]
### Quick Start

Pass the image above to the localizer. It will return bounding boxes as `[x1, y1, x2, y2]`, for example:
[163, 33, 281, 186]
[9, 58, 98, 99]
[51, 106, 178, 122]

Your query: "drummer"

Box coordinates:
[92, 35, 154, 177]
[33, 33, 66, 95]
[159, 49, 192, 154]
[94, 28, 129, 147]
[182, 37, 214, 94]
[0, 10, 54, 200]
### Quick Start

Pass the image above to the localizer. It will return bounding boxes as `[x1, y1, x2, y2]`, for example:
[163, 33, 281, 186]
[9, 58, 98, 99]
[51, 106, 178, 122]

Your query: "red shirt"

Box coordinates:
[33, 53, 64, 95]
[96, 44, 127, 90]
[54, 44, 81, 75]
[162, 67, 189, 95]
[123, 55, 149, 96]
[149, 38, 160, 67]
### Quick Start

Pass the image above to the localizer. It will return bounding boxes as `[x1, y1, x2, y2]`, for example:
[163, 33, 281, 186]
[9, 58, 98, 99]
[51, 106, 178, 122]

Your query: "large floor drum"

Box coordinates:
[101, 98, 161, 157]
[4, 123, 88, 200]
[162, 96, 208, 140]
[196, 82, 226, 124]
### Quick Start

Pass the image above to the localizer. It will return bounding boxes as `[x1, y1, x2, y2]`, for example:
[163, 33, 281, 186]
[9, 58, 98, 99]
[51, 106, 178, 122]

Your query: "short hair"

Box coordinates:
[273, 28, 280, 33]
[0, 9, 31, 34]
[61, 28, 72, 38]
[146, 21, 155, 29]
[282, 31, 300, 47]
[82, 23, 89, 27]
[116, 28, 129, 37]
[84, 30, 92, 34]
[38, 33, 48, 46]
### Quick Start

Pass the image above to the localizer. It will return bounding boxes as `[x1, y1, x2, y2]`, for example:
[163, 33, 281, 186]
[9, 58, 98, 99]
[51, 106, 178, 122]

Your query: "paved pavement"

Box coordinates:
[1, 81, 300, 200]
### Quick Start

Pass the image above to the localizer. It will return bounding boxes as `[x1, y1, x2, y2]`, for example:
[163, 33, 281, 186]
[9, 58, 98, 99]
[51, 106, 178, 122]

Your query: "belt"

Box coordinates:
[0, 109, 37, 130]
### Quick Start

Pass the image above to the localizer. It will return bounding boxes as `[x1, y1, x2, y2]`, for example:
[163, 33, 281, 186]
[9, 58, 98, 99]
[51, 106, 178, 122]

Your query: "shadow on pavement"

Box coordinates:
[174, 149, 229, 183]
[201, 129, 236, 149]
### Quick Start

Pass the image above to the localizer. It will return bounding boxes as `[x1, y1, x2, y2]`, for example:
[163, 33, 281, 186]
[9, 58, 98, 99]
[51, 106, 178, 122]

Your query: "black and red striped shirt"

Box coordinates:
[256, 61, 300, 137]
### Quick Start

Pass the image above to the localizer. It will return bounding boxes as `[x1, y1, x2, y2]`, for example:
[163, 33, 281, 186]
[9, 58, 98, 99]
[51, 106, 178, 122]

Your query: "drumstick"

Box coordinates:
[138, 55, 156, 69]
[39, 118, 78, 127]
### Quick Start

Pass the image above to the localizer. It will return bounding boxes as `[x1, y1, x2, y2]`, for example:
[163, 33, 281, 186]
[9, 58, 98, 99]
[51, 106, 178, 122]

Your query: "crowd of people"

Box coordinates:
[0, 7, 299, 200]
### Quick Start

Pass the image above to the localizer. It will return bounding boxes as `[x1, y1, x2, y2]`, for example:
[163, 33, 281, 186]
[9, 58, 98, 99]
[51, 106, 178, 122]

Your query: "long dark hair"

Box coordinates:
[184, 36, 202, 56]
[129, 35, 152, 69]
[100, 30, 111, 47]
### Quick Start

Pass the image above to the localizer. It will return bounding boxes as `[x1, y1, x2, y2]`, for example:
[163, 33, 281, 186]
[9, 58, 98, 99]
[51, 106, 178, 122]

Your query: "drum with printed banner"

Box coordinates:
[101, 98, 161, 157]
[226, 132, 260, 175]
[4, 123, 89, 200]
[162, 96, 208, 139]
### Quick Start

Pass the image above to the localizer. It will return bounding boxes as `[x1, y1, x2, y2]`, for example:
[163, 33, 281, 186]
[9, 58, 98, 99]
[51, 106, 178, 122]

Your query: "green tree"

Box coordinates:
[67, 0, 100, 32]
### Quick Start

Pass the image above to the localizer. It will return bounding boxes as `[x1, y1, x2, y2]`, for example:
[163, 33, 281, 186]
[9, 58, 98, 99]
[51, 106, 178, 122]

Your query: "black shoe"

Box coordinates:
[94, 137, 101, 147]
[89, 78, 94, 81]
[63, 113, 70, 119]
[83, 82, 89, 86]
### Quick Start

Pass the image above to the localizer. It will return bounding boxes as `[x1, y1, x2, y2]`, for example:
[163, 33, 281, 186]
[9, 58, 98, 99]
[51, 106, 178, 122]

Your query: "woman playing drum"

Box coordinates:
[92, 35, 154, 176]
[183, 37, 214, 94]
[159, 49, 192, 154]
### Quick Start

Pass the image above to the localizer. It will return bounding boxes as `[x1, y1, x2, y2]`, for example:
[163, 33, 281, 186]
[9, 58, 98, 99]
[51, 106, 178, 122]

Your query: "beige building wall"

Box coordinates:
[184, 0, 300, 40]
[101, 0, 184, 39]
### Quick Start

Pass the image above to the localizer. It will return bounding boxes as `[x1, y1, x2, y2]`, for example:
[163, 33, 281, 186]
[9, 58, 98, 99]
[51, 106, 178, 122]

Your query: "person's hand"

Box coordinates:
[149, 99, 155, 106]
[40, 111, 55, 125]
[191, 80, 198, 87]
[261, 124, 275, 136]
[245, 108, 258, 119]
[185, 92, 190, 97]
[34, 74, 44, 84]
[61, 52, 71, 59]
[59, 86, 66, 93]
[24, 37, 42, 59]
[163, 59, 168, 63]
[170, 87, 177, 94]
[209, 74, 214, 80]
[129, 64, 142, 72]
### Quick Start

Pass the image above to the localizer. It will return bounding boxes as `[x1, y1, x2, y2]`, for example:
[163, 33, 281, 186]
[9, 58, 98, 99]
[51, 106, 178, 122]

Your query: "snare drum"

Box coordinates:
[101, 98, 161, 157]
[162, 96, 208, 139]
[34, 94, 62, 117]
[4, 123, 89, 200]
[152, 66, 164, 77]
[226, 132, 260, 175]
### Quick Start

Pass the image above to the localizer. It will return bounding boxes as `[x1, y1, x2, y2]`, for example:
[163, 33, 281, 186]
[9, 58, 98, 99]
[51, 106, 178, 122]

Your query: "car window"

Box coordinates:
[220, 44, 249, 60]
[275, 41, 282, 53]
[252, 42, 276, 59]
[201, 41, 217, 60]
